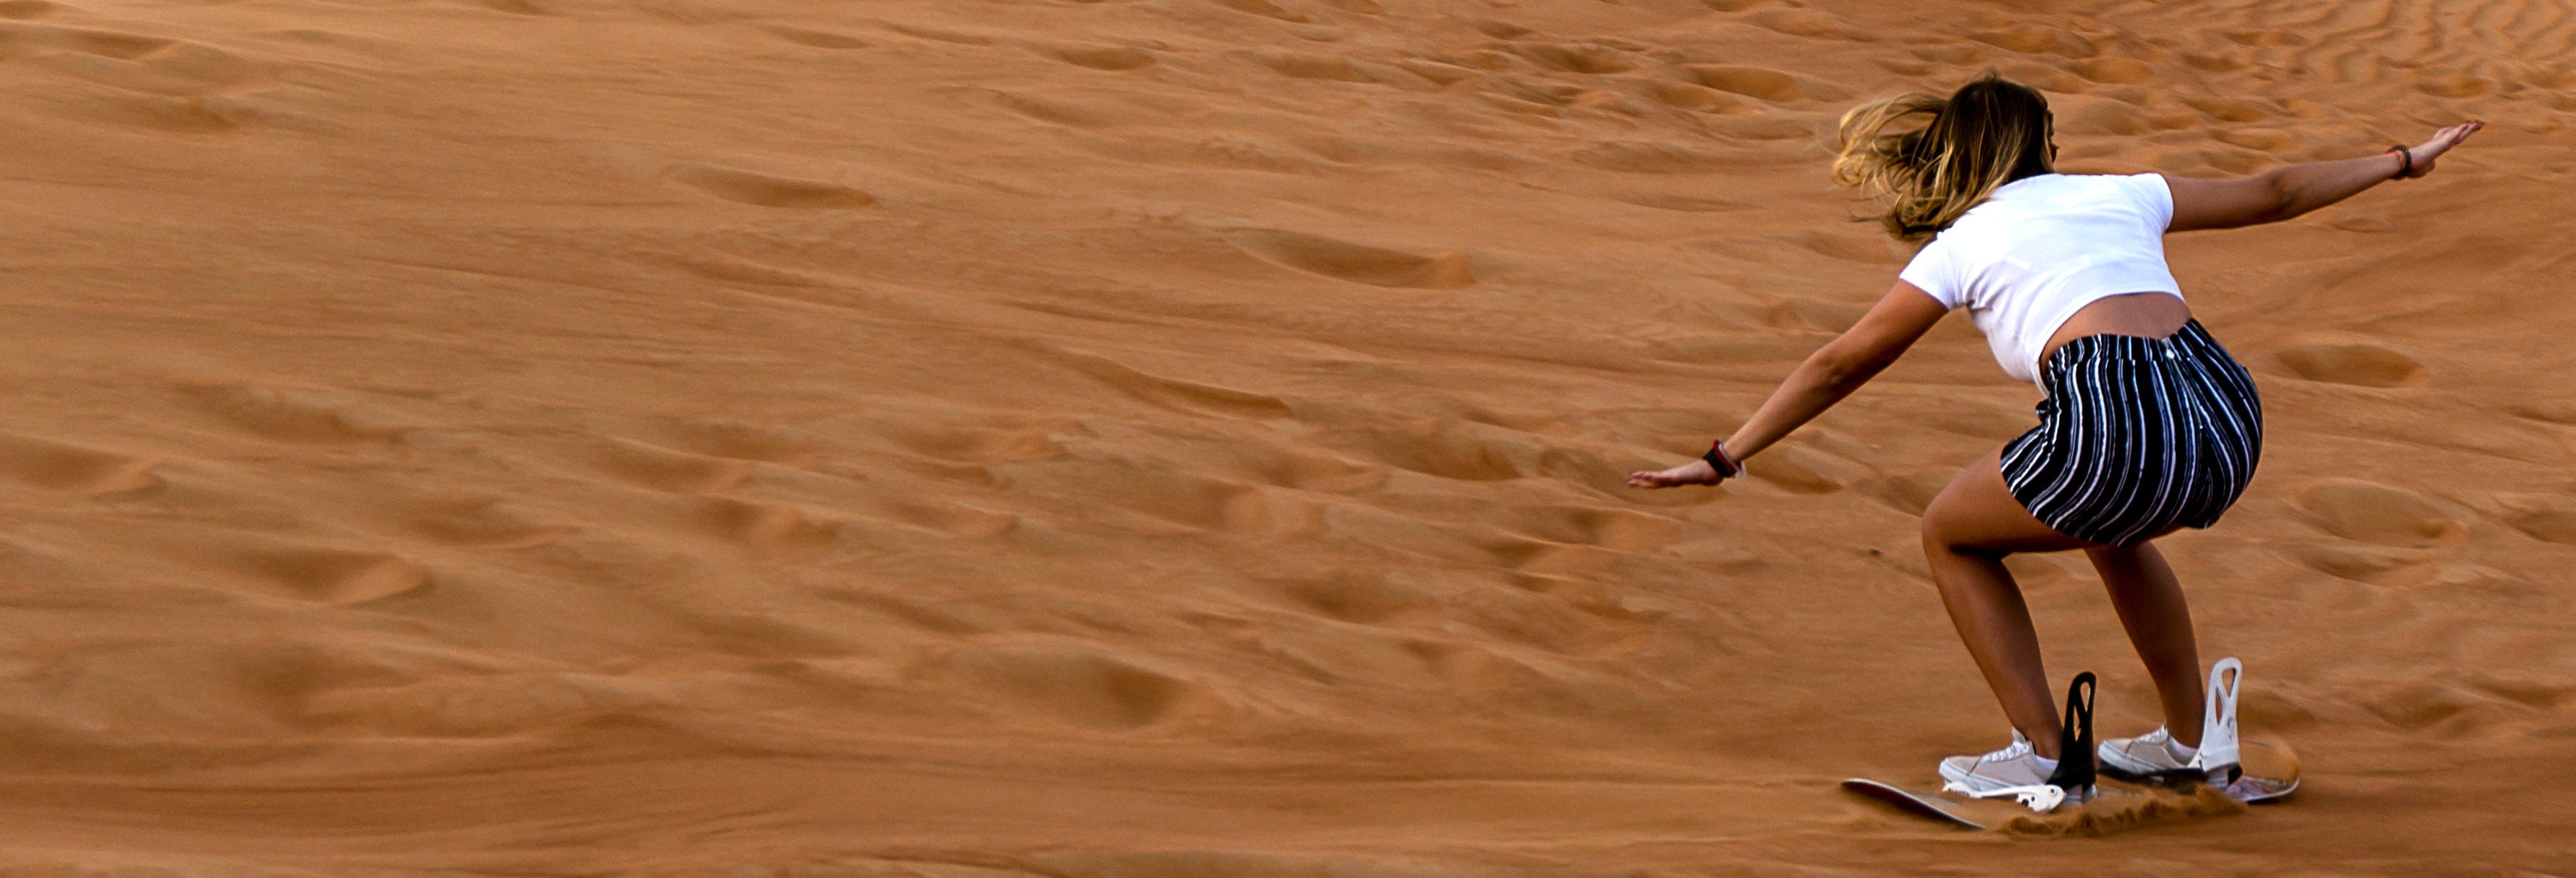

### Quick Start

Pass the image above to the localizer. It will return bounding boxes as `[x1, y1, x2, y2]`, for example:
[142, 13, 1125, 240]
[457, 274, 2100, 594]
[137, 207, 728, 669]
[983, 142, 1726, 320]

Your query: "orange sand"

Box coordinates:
[1, 0, 2572, 873]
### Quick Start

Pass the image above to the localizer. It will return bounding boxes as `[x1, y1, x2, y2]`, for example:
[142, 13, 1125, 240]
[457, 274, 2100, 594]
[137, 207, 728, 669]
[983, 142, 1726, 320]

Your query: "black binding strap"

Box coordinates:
[2045, 671, 2097, 797]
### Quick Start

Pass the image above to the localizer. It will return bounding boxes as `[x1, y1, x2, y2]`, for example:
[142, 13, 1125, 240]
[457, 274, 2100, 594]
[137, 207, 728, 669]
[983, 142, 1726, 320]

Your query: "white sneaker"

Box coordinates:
[1939, 672, 2100, 812]
[2098, 657, 2244, 783]
[1938, 731, 2061, 797]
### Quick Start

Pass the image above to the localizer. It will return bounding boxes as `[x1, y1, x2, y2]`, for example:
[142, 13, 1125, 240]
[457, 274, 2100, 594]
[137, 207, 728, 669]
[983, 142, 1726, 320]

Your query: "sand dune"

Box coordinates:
[1, 0, 2572, 872]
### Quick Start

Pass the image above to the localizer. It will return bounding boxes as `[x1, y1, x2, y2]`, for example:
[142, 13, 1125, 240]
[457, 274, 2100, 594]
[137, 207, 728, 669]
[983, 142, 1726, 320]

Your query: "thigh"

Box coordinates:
[1923, 447, 2105, 555]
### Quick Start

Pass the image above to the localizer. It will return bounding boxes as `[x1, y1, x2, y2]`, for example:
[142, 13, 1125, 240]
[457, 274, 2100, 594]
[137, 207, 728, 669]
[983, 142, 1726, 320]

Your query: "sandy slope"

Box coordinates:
[1, 0, 2572, 873]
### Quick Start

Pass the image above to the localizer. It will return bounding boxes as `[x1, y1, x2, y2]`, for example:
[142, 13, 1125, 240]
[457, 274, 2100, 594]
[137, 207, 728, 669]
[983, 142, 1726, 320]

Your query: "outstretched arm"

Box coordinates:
[1628, 282, 1949, 488]
[2165, 120, 2482, 232]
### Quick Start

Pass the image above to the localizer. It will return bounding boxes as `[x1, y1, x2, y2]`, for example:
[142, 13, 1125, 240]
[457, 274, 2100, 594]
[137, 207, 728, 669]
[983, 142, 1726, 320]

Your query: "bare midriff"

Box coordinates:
[2040, 291, 2194, 364]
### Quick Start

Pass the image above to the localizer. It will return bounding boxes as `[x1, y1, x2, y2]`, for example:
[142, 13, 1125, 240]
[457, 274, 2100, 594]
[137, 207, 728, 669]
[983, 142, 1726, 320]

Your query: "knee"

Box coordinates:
[1920, 509, 1979, 558]
[1921, 504, 2006, 562]
[1920, 493, 1971, 553]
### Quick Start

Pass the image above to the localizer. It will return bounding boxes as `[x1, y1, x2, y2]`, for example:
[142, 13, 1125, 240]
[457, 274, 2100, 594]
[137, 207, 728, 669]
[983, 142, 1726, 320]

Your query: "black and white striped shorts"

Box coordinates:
[2001, 320, 2263, 547]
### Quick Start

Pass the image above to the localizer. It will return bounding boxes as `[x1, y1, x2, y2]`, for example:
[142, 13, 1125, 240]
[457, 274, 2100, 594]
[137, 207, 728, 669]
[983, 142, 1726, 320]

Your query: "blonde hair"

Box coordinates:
[1833, 73, 2056, 243]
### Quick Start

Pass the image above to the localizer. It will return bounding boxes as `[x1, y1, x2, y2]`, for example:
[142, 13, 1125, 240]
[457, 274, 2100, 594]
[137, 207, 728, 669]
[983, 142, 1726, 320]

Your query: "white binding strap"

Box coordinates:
[1941, 781, 2067, 813]
[2198, 657, 2242, 773]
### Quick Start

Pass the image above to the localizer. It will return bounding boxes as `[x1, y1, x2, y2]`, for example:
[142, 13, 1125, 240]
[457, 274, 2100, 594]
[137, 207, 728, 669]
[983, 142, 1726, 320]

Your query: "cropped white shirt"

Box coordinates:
[1897, 173, 2182, 384]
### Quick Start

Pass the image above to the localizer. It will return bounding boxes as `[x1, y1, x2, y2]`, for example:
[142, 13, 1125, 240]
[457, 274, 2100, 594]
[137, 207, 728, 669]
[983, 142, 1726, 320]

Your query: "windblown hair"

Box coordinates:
[1833, 73, 2056, 243]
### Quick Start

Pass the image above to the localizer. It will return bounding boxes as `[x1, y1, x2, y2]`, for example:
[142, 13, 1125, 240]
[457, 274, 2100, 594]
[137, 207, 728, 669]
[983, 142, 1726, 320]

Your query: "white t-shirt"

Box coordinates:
[1897, 173, 2182, 383]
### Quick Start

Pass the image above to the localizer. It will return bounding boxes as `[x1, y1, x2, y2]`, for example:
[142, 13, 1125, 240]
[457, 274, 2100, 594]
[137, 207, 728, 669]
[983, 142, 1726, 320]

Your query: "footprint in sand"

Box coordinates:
[823, 589, 991, 635]
[765, 26, 867, 49]
[2282, 540, 2427, 581]
[2069, 56, 2154, 84]
[80, 96, 257, 134]
[1745, 7, 1845, 39]
[627, 418, 816, 465]
[1053, 462, 1270, 534]
[877, 415, 1074, 468]
[2181, 51, 2242, 72]
[1913, 44, 1990, 65]
[2214, 129, 2297, 152]
[236, 545, 433, 605]
[2296, 479, 2463, 547]
[1039, 346, 1294, 421]
[0, 433, 161, 495]
[586, 437, 757, 493]
[1970, 25, 2094, 57]
[2416, 72, 2492, 98]
[944, 645, 1198, 730]
[1336, 418, 1528, 482]
[2274, 340, 2426, 387]
[2361, 680, 2491, 731]
[1225, 229, 1473, 289]
[2183, 96, 2270, 122]
[183, 383, 411, 443]
[2508, 399, 2576, 425]
[1034, 43, 1156, 71]
[1684, 65, 1801, 102]
[673, 165, 875, 209]
[1504, 42, 1633, 75]
[692, 497, 842, 555]
[2061, 100, 2154, 136]
[1641, 80, 1745, 113]
[2486, 493, 2576, 545]
[1208, 0, 1308, 23]
[1234, 445, 1385, 493]
[398, 495, 567, 549]
[1272, 569, 1430, 624]
[991, 91, 1129, 128]
[1507, 505, 1682, 553]
[37, 30, 277, 100]
[882, 21, 990, 45]
[1254, 51, 1377, 83]
[871, 499, 1017, 539]
[51, 27, 177, 59]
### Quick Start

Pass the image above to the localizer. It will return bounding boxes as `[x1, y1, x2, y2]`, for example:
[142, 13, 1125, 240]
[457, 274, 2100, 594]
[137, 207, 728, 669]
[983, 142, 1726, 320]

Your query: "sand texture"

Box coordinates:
[2, 0, 2572, 873]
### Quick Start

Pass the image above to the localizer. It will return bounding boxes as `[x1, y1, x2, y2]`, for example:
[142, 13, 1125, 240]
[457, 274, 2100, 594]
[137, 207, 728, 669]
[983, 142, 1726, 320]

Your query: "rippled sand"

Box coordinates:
[1, 0, 2569, 873]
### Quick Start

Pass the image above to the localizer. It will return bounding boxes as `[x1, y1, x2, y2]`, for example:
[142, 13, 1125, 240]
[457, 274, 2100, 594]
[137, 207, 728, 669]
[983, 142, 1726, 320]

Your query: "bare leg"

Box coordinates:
[1919, 449, 2099, 759]
[2084, 541, 2207, 748]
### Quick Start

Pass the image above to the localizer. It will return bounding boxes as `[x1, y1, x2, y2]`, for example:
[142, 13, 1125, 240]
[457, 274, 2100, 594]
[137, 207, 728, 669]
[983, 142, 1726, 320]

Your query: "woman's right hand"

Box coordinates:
[2403, 120, 2484, 178]
[1627, 458, 1725, 489]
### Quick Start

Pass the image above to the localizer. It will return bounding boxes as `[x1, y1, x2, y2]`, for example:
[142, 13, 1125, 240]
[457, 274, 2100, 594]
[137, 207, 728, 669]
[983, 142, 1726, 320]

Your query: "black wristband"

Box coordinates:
[2386, 144, 2413, 179]
[1701, 440, 1740, 479]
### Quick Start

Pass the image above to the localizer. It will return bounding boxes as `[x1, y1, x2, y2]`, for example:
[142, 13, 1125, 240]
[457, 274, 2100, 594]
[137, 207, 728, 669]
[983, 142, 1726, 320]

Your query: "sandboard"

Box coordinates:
[1839, 778, 1995, 829]
[1843, 739, 2300, 829]
[2109, 738, 2302, 803]
[1841, 671, 2102, 831]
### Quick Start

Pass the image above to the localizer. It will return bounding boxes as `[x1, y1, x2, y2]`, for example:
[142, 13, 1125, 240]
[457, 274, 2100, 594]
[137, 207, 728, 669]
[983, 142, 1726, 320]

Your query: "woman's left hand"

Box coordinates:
[1626, 458, 1725, 488]
[2401, 119, 2484, 178]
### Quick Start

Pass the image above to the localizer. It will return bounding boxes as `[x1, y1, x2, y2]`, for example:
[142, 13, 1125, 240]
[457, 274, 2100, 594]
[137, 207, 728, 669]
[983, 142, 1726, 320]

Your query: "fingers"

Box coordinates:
[1626, 468, 1715, 489]
[2406, 120, 2484, 174]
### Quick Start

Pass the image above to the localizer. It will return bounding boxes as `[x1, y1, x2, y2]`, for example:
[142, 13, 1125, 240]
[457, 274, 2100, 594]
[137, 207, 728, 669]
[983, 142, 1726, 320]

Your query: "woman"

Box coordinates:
[1628, 72, 2481, 796]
